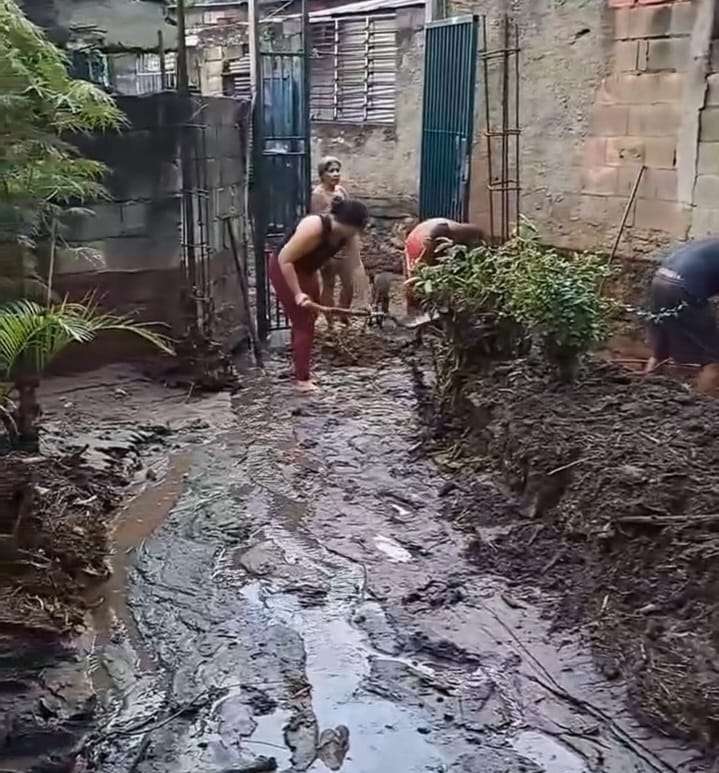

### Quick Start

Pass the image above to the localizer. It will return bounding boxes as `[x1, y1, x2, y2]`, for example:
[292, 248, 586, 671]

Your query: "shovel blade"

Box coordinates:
[402, 311, 439, 329]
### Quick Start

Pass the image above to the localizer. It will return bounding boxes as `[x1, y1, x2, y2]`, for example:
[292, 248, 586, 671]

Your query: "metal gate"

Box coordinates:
[251, 15, 311, 337]
[419, 16, 478, 221]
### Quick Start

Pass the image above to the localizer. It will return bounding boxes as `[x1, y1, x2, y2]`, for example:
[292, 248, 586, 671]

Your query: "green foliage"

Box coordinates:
[0, 298, 174, 448]
[413, 224, 618, 382]
[0, 0, 125, 244]
[0, 298, 174, 380]
[503, 239, 616, 373]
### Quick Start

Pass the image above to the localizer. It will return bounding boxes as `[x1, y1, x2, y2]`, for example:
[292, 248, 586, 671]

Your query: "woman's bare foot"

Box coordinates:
[295, 379, 320, 393]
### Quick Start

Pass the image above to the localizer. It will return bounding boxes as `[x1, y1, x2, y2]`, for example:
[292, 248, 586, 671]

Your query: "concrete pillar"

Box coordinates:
[676, 0, 715, 208]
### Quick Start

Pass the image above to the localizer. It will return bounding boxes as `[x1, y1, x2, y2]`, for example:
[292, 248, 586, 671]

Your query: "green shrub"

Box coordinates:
[412, 224, 617, 382]
[504, 238, 617, 380]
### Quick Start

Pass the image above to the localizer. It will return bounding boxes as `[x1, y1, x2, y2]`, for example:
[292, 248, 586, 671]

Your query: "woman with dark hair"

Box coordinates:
[269, 198, 369, 392]
[310, 156, 369, 327]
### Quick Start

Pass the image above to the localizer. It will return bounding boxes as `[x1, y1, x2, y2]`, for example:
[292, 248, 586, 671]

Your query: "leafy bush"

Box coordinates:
[412, 224, 617, 382]
[0, 0, 124, 246]
[504, 238, 617, 380]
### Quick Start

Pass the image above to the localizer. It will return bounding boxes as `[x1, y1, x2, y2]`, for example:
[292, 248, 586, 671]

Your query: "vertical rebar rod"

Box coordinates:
[249, 0, 268, 339]
[514, 21, 520, 231]
[363, 17, 371, 123]
[158, 30, 166, 90]
[333, 19, 340, 120]
[481, 16, 494, 243]
[501, 14, 509, 242]
[176, 0, 198, 336]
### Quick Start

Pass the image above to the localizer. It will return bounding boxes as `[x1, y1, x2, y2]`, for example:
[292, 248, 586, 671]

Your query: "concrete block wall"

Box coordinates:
[694, 35, 719, 238]
[56, 93, 251, 354]
[580, 1, 693, 252]
[457, 0, 719, 258]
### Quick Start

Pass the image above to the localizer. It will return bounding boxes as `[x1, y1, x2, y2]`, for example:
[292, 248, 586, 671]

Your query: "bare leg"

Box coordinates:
[337, 260, 355, 327]
[320, 265, 337, 329]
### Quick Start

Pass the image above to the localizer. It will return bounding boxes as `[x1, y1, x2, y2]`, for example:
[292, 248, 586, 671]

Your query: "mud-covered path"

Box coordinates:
[86, 355, 707, 773]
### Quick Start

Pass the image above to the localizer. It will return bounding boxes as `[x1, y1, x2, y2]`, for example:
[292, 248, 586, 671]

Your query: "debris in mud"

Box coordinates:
[428, 355, 719, 749]
[151, 333, 242, 392]
[0, 452, 123, 635]
[314, 326, 405, 368]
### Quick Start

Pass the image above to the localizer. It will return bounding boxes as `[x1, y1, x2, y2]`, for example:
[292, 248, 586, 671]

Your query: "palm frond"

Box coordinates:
[0, 298, 174, 379]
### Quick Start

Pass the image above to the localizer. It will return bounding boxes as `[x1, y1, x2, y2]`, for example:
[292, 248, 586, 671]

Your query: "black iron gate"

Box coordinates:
[251, 8, 311, 338]
[418, 16, 478, 221]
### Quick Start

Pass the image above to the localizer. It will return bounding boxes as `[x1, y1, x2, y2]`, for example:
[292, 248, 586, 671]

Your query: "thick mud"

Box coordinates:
[64, 350, 707, 772]
[1, 347, 713, 772]
[430, 354, 719, 757]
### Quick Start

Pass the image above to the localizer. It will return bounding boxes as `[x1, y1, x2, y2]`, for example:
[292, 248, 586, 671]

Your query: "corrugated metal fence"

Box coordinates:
[419, 15, 478, 221]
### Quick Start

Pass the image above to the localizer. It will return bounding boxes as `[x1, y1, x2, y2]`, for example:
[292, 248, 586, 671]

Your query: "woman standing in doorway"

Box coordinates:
[269, 198, 369, 392]
[311, 156, 369, 327]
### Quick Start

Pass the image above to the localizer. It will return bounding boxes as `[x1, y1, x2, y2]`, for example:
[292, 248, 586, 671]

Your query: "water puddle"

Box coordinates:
[250, 708, 294, 769]
[373, 534, 413, 563]
[89, 452, 191, 676]
[512, 730, 589, 773]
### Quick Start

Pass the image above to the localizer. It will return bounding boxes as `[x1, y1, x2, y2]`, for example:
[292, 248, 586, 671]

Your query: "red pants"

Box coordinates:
[269, 254, 321, 381]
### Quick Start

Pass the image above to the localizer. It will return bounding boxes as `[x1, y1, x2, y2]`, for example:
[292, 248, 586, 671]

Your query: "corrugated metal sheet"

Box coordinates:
[419, 17, 478, 220]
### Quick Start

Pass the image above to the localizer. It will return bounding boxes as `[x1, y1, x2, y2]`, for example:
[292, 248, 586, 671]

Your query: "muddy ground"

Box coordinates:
[2, 329, 716, 772]
[420, 354, 719, 757]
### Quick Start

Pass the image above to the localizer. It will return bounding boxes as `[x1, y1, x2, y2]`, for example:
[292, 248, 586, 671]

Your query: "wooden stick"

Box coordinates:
[610, 165, 645, 261]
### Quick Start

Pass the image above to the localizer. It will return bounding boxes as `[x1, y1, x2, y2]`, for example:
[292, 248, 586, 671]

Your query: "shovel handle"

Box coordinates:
[305, 301, 371, 317]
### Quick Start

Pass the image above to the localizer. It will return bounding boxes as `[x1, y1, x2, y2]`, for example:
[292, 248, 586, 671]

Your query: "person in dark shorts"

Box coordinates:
[646, 239, 719, 374]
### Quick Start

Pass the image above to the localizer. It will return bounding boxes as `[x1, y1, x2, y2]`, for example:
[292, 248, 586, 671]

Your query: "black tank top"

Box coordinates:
[664, 239, 719, 300]
[294, 215, 347, 274]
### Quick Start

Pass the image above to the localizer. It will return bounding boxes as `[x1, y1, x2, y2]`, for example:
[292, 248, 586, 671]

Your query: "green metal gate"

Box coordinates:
[419, 16, 479, 221]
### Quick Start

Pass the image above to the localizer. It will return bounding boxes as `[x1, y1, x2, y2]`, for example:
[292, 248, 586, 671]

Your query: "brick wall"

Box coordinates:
[457, 0, 718, 258]
[580, 1, 693, 253]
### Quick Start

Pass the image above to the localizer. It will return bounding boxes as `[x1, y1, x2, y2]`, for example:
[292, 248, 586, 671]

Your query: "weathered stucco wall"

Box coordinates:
[457, 0, 718, 258]
[56, 93, 251, 356]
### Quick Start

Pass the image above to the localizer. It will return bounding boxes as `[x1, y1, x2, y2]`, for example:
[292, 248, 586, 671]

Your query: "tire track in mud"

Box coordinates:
[85, 359, 709, 773]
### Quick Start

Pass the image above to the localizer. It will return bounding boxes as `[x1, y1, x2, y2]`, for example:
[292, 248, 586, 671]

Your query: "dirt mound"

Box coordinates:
[434, 357, 719, 750]
[0, 453, 121, 635]
[315, 326, 407, 368]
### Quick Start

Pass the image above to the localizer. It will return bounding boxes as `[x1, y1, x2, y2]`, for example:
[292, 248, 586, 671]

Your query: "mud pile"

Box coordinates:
[315, 325, 407, 367]
[441, 357, 719, 749]
[0, 453, 120, 634]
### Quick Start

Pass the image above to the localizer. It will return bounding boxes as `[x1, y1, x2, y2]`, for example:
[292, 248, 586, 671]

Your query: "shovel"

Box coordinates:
[307, 301, 438, 330]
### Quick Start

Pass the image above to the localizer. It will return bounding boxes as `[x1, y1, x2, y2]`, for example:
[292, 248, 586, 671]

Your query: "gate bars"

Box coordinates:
[481, 15, 521, 244]
[419, 15, 478, 223]
[249, 0, 312, 338]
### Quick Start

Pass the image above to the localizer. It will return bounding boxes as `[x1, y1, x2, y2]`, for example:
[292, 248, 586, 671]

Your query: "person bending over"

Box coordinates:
[403, 218, 485, 314]
[645, 238, 719, 374]
[310, 156, 369, 327]
[269, 198, 369, 392]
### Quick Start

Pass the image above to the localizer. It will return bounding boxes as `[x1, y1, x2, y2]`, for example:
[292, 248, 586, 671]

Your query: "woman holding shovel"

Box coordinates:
[269, 198, 369, 392]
